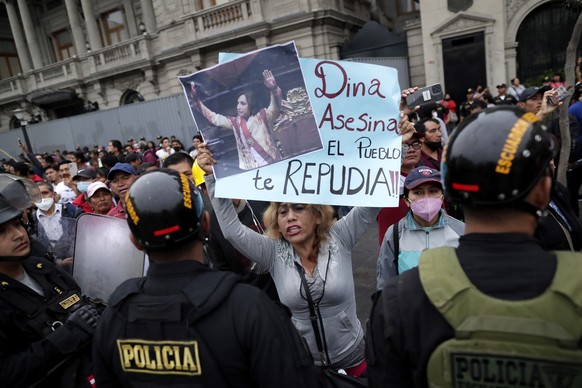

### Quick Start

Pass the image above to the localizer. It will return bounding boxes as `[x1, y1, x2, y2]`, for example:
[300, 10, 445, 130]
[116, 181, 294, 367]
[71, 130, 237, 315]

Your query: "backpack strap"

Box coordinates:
[419, 247, 582, 348]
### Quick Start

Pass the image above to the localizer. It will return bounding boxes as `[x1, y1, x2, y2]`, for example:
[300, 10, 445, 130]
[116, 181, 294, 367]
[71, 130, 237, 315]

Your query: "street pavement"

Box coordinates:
[351, 223, 380, 325]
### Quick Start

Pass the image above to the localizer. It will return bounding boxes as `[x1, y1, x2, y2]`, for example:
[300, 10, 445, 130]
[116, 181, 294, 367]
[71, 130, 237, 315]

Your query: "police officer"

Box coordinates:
[366, 106, 582, 387]
[92, 169, 320, 387]
[0, 192, 100, 387]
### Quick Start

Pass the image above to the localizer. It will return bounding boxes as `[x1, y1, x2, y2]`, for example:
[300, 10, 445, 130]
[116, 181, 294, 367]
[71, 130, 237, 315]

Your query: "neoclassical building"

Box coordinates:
[0, 0, 373, 131]
[0, 0, 577, 134]
[407, 0, 579, 103]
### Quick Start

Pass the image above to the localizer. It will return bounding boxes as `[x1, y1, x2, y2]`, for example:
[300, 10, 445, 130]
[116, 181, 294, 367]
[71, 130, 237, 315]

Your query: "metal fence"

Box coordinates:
[1, 94, 198, 159]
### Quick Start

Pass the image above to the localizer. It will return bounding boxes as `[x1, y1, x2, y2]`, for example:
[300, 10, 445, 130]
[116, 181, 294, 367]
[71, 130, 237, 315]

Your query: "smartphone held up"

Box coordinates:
[406, 84, 444, 108]
[547, 85, 569, 105]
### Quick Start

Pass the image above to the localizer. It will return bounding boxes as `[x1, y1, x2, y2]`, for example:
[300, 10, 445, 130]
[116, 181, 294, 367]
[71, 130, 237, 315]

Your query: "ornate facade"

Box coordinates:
[0, 0, 371, 131]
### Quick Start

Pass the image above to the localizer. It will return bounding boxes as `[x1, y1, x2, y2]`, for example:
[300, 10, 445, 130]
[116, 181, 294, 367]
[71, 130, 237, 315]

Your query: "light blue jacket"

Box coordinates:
[376, 210, 465, 290]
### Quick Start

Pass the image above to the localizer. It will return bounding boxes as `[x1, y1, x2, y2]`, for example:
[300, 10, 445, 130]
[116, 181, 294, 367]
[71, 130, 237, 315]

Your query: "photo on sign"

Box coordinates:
[179, 42, 323, 178]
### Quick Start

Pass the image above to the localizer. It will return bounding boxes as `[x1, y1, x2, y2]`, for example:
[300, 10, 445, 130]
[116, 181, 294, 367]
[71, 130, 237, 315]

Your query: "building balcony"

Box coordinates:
[0, 75, 26, 104]
[86, 35, 153, 77]
[175, 0, 264, 45]
[0, 34, 153, 102]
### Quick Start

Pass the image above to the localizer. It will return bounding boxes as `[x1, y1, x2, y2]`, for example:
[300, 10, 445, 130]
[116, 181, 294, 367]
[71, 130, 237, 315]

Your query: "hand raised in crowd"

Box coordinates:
[263, 70, 277, 90]
[17, 140, 29, 154]
[400, 87, 420, 115]
[399, 113, 416, 144]
[537, 89, 561, 119]
[196, 143, 216, 176]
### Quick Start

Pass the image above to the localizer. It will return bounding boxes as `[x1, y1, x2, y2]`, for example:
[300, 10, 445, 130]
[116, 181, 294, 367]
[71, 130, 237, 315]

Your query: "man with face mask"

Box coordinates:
[35, 181, 81, 267]
[415, 118, 444, 171]
[376, 167, 464, 290]
[0, 191, 101, 387]
[72, 168, 97, 213]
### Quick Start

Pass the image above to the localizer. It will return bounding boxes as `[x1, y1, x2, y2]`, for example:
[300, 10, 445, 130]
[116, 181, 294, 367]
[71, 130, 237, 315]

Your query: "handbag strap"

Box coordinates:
[294, 253, 332, 366]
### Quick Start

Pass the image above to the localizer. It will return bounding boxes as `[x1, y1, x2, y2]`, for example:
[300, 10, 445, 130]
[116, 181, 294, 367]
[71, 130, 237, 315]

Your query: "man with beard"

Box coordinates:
[415, 118, 443, 171]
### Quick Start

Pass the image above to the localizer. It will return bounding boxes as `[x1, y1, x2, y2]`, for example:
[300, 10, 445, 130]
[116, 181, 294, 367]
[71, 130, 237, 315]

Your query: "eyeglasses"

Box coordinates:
[402, 141, 422, 151]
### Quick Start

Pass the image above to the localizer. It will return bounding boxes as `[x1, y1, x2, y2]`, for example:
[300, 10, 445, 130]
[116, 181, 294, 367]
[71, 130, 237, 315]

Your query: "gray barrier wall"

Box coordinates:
[0, 94, 198, 159]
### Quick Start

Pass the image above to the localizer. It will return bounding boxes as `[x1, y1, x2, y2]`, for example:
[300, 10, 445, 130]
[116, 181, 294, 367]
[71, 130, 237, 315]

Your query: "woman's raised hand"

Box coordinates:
[263, 70, 277, 90]
[196, 143, 216, 175]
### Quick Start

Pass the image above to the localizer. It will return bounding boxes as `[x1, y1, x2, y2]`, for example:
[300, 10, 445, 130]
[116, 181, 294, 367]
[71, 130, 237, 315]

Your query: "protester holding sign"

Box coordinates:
[197, 102, 414, 376]
[190, 69, 283, 171]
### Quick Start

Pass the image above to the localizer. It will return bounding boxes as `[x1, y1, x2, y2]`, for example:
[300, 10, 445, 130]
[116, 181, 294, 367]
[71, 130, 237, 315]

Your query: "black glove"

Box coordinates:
[47, 304, 101, 354]
[66, 304, 101, 336]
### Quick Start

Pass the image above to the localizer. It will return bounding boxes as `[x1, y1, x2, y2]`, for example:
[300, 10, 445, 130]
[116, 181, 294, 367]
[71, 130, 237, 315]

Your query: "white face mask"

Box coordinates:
[35, 197, 54, 212]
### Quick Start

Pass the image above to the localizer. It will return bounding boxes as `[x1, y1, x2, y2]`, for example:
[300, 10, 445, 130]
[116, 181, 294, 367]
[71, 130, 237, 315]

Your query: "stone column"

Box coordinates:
[81, 0, 102, 50]
[4, 0, 31, 72]
[140, 0, 157, 34]
[122, 0, 138, 37]
[17, 0, 42, 68]
[64, 0, 86, 55]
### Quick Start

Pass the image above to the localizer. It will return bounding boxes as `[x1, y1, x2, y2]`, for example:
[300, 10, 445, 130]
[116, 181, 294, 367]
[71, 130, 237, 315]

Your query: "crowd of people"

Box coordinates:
[0, 76, 581, 387]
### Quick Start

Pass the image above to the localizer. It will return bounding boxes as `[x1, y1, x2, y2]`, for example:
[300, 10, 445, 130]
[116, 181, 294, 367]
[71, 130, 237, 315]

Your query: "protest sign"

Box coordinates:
[181, 44, 402, 207]
[179, 42, 323, 178]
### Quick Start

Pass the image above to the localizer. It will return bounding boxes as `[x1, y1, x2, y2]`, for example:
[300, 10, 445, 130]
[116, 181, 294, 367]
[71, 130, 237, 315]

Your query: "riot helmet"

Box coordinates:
[0, 194, 30, 262]
[443, 106, 554, 209]
[0, 194, 22, 225]
[125, 169, 204, 251]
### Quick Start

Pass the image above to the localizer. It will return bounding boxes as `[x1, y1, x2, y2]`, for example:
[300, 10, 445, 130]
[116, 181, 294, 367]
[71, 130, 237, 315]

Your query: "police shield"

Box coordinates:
[73, 213, 146, 301]
[36, 215, 77, 261]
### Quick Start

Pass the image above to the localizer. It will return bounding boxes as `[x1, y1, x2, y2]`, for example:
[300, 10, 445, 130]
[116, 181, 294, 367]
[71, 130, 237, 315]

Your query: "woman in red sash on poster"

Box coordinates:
[190, 70, 283, 170]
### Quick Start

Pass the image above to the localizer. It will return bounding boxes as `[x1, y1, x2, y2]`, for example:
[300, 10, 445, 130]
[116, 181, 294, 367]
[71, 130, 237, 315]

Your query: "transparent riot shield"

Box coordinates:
[73, 213, 145, 301]
[36, 216, 78, 263]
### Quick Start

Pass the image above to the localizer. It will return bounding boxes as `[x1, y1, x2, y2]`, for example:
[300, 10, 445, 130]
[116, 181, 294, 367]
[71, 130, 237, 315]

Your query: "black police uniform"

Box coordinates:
[93, 260, 320, 388]
[365, 233, 556, 387]
[0, 256, 94, 387]
[207, 199, 280, 301]
[493, 94, 518, 105]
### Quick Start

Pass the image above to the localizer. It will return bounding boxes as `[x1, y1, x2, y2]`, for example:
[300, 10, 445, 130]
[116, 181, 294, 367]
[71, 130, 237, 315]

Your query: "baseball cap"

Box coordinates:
[107, 163, 137, 180]
[496, 83, 507, 89]
[404, 167, 442, 190]
[519, 85, 551, 102]
[87, 181, 110, 198]
[467, 88, 474, 94]
[73, 167, 97, 181]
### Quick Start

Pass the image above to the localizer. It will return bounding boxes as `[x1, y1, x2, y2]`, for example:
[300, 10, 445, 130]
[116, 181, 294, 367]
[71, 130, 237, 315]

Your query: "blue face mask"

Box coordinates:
[77, 181, 91, 193]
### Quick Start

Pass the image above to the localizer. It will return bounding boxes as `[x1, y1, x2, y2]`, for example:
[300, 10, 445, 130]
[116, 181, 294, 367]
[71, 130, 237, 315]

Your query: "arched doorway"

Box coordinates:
[120, 90, 145, 105]
[516, 1, 582, 84]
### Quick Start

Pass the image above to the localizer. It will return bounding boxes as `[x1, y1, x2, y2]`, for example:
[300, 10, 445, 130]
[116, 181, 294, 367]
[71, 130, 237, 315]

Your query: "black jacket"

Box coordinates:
[93, 260, 320, 388]
[536, 182, 582, 251]
[207, 200, 280, 301]
[0, 257, 93, 387]
[366, 233, 557, 388]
